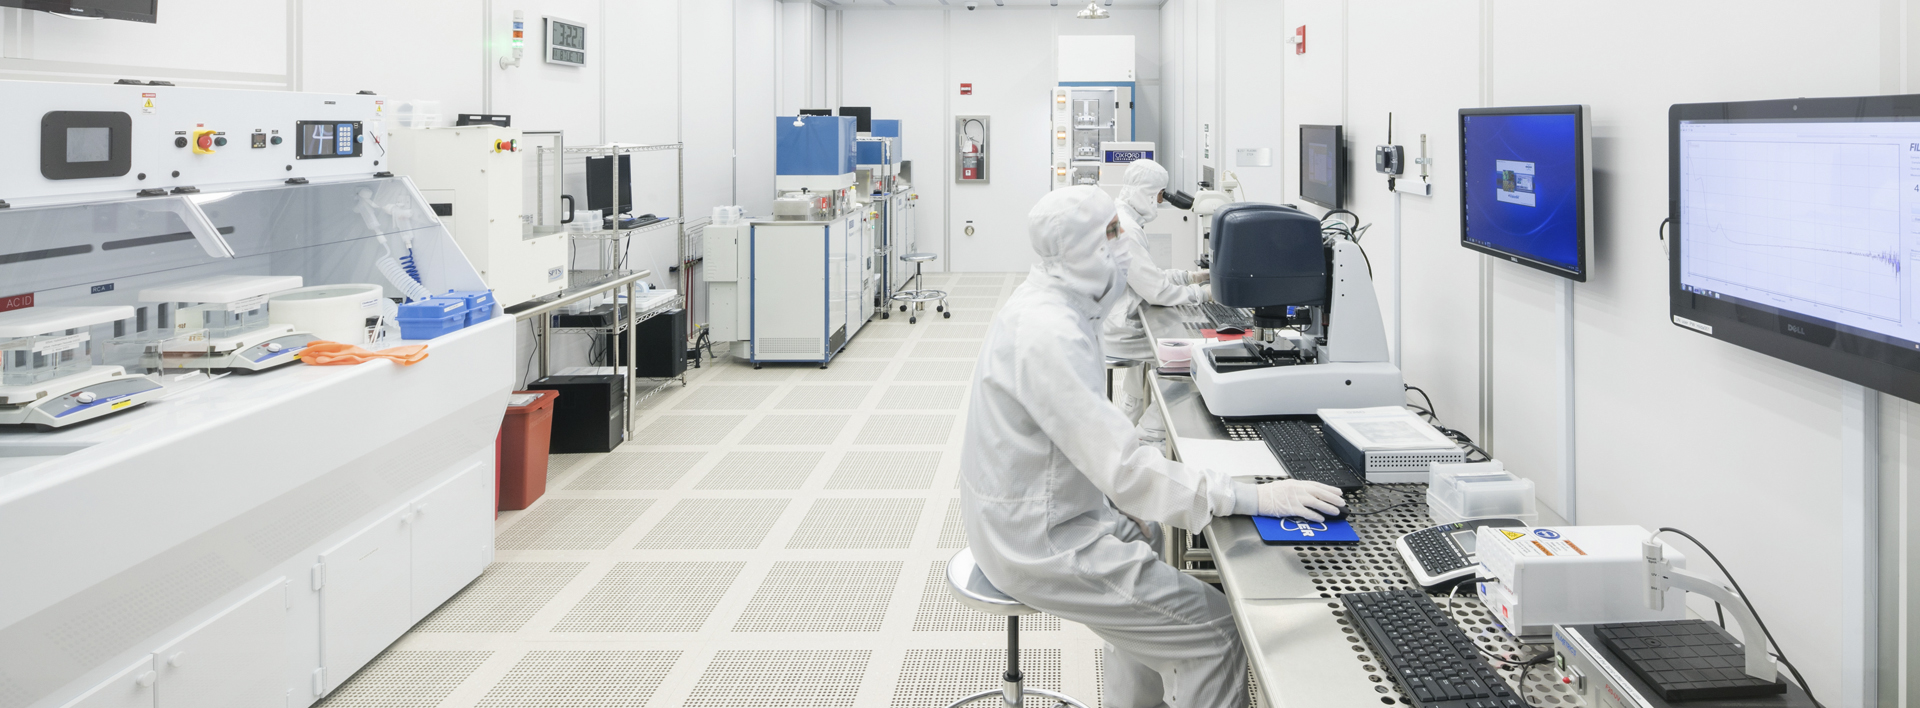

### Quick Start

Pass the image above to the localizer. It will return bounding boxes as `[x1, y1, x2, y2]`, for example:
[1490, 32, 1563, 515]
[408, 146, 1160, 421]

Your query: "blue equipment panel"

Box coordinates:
[777, 116, 857, 176]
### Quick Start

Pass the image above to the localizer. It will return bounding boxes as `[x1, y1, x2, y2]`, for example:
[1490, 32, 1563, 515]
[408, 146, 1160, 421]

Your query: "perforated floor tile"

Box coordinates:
[695, 451, 824, 489]
[552, 562, 745, 632]
[635, 498, 790, 549]
[855, 414, 956, 445]
[949, 286, 1003, 297]
[922, 324, 991, 339]
[681, 650, 870, 707]
[565, 452, 704, 491]
[843, 339, 904, 358]
[673, 385, 777, 411]
[826, 451, 941, 490]
[741, 415, 851, 445]
[473, 651, 680, 707]
[732, 561, 902, 632]
[412, 562, 589, 633]
[957, 276, 1005, 286]
[911, 566, 1061, 632]
[876, 385, 966, 410]
[946, 310, 994, 323]
[937, 498, 968, 549]
[634, 415, 746, 445]
[946, 297, 1000, 310]
[909, 341, 982, 359]
[862, 324, 915, 339]
[888, 649, 1063, 708]
[713, 363, 797, 382]
[496, 499, 655, 551]
[775, 385, 873, 410]
[316, 650, 492, 707]
[786, 498, 925, 549]
[896, 361, 975, 382]
[545, 454, 599, 480]
[807, 360, 889, 381]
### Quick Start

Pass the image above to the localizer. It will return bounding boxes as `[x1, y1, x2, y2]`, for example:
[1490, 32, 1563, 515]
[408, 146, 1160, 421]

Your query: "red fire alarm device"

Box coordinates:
[960, 83, 973, 96]
[1294, 25, 1307, 54]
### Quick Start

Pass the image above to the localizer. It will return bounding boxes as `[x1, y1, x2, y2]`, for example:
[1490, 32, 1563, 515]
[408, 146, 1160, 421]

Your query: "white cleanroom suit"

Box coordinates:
[1101, 159, 1210, 427]
[959, 186, 1343, 708]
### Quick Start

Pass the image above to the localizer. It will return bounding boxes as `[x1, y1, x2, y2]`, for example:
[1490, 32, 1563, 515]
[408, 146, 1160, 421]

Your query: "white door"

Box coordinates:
[60, 657, 154, 708]
[410, 463, 493, 622]
[318, 507, 412, 694]
[152, 580, 288, 708]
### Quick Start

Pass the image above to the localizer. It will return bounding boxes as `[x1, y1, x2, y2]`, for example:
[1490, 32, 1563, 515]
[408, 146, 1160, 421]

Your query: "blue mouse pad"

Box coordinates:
[1251, 515, 1361, 544]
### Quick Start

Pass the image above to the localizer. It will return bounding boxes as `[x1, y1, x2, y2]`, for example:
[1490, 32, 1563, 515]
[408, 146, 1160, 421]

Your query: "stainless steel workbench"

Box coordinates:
[1138, 303, 1582, 708]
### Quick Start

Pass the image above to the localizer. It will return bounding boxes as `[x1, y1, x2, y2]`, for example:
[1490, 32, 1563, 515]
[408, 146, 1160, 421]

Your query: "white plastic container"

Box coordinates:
[1426, 460, 1536, 525]
[270, 284, 385, 345]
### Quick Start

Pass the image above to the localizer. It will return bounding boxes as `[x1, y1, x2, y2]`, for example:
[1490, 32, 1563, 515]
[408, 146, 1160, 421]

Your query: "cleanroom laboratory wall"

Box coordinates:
[1171, 1, 1920, 704]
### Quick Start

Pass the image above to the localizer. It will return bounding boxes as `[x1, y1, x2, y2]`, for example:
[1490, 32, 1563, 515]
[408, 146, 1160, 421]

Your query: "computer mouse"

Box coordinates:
[1321, 507, 1350, 522]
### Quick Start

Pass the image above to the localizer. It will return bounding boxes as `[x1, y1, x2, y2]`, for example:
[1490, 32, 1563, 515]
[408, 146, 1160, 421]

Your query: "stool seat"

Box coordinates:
[946, 548, 1036, 617]
[901, 252, 940, 263]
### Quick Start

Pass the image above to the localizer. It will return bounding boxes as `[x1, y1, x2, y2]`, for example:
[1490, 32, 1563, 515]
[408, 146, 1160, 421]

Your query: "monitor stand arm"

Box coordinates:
[1642, 539, 1777, 682]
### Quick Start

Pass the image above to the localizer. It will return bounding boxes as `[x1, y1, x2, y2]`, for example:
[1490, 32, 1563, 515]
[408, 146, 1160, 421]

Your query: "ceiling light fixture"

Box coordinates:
[1076, 1, 1109, 20]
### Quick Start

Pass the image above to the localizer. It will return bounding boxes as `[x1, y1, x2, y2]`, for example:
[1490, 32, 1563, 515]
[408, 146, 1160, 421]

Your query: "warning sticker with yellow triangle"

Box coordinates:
[1499, 529, 1527, 541]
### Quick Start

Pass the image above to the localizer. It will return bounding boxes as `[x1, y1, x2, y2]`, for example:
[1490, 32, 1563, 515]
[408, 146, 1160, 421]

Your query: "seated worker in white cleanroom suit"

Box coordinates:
[1102, 159, 1209, 438]
[959, 186, 1346, 708]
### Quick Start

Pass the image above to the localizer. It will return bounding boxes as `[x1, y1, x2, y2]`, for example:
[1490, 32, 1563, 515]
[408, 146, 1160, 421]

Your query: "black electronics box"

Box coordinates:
[601, 307, 688, 378]
[552, 303, 625, 329]
[527, 374, 626, 453]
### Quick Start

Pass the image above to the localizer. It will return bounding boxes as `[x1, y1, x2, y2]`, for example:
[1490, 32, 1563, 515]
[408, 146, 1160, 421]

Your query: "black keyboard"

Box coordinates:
[1201, 302, 1254, 330]
[1596, 620, 1786, 701]
[1252, 419, 1367, 493]
[1404, 526, 1471, 575]
[1344, 589, 1522, 708]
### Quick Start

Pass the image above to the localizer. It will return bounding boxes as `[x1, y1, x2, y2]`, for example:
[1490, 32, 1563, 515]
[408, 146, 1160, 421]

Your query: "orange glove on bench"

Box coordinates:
[299, 341, 430, 366]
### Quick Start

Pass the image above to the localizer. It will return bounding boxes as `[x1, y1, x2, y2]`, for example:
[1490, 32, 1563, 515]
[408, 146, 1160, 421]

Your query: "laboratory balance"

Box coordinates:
[0, 305, 165, 429]
[139, 275, 318, 372]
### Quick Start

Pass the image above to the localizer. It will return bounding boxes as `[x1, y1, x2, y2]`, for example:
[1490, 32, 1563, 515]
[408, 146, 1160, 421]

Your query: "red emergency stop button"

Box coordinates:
[192, 129, 217, 154]
[493, 139, 518, 153]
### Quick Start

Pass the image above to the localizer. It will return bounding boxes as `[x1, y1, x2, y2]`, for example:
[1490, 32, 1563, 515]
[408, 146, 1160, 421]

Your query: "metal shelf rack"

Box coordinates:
[557, 143, 689, 347]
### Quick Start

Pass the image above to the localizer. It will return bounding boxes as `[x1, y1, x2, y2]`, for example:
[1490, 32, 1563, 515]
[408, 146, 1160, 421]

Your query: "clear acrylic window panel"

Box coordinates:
[0, 316, 136, 386]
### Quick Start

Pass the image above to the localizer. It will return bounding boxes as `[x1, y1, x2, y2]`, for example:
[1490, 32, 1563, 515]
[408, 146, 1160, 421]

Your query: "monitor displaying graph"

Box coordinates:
[1671, 94, 1920, 402]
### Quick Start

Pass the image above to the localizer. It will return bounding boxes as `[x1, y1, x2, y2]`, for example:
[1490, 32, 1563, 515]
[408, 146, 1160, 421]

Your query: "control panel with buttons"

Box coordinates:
[2, 80, 388, 207]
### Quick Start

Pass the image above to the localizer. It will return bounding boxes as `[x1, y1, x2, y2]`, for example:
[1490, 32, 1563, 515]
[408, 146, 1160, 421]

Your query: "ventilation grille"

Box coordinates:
[636, 414, 747, 446]
[635, 499, 790, 550]
[937, 498, 968, 549]
[566, 452, 704, 491]
[911, 566, 1060, 632]
[888, 649, 1061, 708]
[496, 499, 654, 551]
[553, 562, 745, 633]
[732, 561, 902, 632]
[758, 337, 822, 355]
[787, 498, 925, 549]
[681, 650, 870, 708]
[827, 451, 942, 490]
[316, 650, 492, 707]
[696, 451, 823, 490]
[855, 414, 956, 445]
[742, 414, 851, 445]
[877, 386, 966, 411]
[776, 384, 873, 410]
[674, 385, 777, 411]
[413, 562, 588, 633]
[474, 651, 680, 708]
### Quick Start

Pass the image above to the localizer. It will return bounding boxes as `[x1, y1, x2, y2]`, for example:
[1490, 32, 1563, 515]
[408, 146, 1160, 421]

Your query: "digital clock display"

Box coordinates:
[546, 17, 586, 66]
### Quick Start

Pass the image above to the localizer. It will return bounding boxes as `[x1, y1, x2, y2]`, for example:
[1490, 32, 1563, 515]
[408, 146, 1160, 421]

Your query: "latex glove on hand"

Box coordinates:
[1192, 270, 1211, 285]
[1256, 480, 1346, 521]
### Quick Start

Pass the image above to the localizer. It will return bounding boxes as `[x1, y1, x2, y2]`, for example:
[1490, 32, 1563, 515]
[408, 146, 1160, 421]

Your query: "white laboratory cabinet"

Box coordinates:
[705, 212, 874, 366]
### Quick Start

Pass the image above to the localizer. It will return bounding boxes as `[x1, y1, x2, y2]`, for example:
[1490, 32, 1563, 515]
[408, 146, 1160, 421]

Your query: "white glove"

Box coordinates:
[1256, 479, 1346, 521]
[1191, 270, 1211, 285]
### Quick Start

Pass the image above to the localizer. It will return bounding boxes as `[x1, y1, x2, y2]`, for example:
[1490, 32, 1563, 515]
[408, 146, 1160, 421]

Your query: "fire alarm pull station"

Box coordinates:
[956, 115, 990, 183]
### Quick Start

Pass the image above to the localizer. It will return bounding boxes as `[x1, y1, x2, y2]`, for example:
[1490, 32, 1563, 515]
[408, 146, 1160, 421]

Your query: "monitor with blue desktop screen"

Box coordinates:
[1459, 105, 1593, 281]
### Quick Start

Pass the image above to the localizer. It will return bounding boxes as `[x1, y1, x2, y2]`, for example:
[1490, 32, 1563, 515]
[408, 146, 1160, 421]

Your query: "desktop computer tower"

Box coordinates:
[601, 307, 687, 378]
[527, 374, 626, 453]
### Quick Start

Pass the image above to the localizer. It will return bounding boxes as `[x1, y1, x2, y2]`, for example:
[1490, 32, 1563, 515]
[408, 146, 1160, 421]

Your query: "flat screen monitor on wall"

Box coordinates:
[1298, 124, 1345, 210]
[1459, 105, 1593, 281]
[1670, 93, 1920, 402]
[0, 0, 154, 22]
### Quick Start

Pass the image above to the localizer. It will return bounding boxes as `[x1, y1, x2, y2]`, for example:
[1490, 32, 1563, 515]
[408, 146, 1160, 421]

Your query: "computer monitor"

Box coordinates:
[585, 153, 632, 216]
[1299, 125, 1346, 210]
[1458, 105, 1593, 281]
[798, 109, 833, 117]
[837, 107, 873, 133]
[1671, 93, 1920, 402]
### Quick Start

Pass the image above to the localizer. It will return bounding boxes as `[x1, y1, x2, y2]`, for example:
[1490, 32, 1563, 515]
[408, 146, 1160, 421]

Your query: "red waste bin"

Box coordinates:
[499, 390, 559, 511]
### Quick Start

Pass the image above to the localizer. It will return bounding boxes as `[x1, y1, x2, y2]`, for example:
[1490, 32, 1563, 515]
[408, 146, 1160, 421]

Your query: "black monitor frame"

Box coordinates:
[0, 0, 154, 22]
[1298, 124, 1345, 210]
[1457, 104, 1593, 282]
[1669, 93, 1920, 402]
[838, 106, 873, 133]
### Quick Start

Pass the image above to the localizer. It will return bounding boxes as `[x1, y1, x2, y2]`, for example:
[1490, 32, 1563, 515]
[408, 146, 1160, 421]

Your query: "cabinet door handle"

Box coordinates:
[167, 651, 185, 668]
[136, 670, 157, 687]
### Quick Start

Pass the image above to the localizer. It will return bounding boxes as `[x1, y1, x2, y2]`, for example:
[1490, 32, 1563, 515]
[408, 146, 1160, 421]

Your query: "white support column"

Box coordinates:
[1558, 278, 1575, 523]
[1842, 383, 1881, 708]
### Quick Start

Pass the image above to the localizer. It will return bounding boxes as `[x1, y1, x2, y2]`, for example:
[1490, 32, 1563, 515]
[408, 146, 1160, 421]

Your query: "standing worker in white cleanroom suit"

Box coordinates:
[959, 186, 1346, 708]
[1102, 159, 1210, 436]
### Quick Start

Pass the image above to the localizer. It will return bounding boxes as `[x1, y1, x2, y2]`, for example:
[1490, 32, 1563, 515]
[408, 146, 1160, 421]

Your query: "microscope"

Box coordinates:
[1189, 203, 1403, 417]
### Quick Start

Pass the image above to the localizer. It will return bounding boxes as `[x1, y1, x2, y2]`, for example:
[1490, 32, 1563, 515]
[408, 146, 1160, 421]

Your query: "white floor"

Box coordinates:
[318, 271, 1120, 708]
